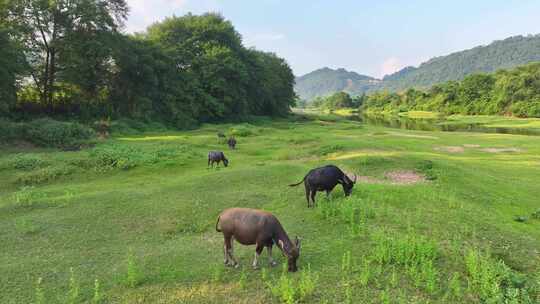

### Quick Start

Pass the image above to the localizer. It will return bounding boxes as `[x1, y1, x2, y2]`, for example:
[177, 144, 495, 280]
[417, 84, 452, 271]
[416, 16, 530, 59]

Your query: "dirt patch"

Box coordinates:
[387, 131, 439, 140]
[463, 144, 480, 148]
[434, 146, 465, 153]
[347, 170, 425, 185]
[385, 170, 426, 185]
[480, 147, 522, 153]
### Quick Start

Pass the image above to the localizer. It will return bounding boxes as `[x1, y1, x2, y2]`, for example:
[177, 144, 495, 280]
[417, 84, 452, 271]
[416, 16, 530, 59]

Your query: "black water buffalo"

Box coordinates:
[216, 208, 301, 272]
[289, 165, 357, 207]
[227, 137, 237, 149]
[208, 151, 229, 168]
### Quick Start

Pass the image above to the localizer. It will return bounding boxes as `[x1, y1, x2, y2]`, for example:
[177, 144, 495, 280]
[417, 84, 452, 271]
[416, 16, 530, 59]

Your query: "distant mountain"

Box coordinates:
[294, 67, 381, 100]
[295, 34, 540, 100]
[380, 34, 540, 91]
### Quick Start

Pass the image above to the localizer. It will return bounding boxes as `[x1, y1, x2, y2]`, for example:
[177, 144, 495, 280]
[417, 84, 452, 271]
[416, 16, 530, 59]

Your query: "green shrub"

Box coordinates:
[12, 186, 47, 208]
[26, 118, 96, 148]
[315, 144, 344, 156]
[0, 118, 25, 142]
[10, 154, 47, 170]
[89, 144, 156, 171]
[229, 124, 258, 137]
[16, 165, 75, 185]
[464, 248, 533, 303]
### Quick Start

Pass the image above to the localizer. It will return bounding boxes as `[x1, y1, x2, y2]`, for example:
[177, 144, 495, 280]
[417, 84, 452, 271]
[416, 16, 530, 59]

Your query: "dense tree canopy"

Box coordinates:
[0, 5, 296, 126]
[362, 63, 540, 117]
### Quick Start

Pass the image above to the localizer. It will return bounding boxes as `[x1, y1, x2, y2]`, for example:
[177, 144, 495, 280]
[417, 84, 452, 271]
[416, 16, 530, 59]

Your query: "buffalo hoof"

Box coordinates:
[233, 263, 240, 269]
[252, 265, 259, 270]
[269, 261, 277, 267]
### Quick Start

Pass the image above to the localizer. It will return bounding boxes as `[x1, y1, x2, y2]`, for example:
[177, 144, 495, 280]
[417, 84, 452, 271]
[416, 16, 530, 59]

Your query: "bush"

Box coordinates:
[16, 165, 75, 185]
[10, 154, 47, 170]
[26, 118, 96, 148]
[229, 124, 259, 137]
[89, 144, 156, 171]
[0, 118, 25, 143]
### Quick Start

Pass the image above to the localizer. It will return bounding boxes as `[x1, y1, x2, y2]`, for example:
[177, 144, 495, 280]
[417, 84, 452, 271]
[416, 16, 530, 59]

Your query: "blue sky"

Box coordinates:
[125, 0, 540, 78]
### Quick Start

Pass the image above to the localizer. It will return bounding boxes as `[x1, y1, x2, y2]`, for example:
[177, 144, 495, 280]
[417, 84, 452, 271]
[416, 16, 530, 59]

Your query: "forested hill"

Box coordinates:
[296, 34, 540, 100]
[294, 68, 380, 100]
[381, 34, 540, 91]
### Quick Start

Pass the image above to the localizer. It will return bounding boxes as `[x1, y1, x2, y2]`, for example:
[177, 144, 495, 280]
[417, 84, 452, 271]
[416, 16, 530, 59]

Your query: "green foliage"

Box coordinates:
[35, 277, 45, 304]
[363, 63, 540, 118]
[0, 118, 25, 142]
[88, 144, 156, 171]
[267, 264, 318, 304]
[321, 91, 354, 110]
[93, 279, 103, 304]
[465, 248, 533, 303]
[67, 267, 80, 304]
[125, 250, 142, 288]
[26, 118, 96, 148]
[16, 164, 74, 185]
[12, 186, 47, 208]
[9, 154, 47, 170]
[4, 8, 295, 126]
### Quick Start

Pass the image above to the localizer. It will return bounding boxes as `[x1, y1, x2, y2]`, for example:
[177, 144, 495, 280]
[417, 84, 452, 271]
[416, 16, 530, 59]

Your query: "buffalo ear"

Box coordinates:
[295, 236, 301, 249]
[353, 174, 358, 184]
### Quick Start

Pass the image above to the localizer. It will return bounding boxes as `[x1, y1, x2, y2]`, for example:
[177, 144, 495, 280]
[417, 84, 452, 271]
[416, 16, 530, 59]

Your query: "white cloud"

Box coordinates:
[380, 56, 404, 77]
[124, 0, 220, 33]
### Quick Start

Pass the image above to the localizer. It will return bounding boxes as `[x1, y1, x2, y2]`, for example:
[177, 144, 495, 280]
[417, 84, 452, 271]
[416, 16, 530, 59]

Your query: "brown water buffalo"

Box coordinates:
[216, 208, 301, 272]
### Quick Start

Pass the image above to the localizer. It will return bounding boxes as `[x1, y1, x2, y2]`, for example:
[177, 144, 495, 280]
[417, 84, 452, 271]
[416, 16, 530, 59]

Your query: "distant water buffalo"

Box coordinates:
[289, 165, 357, 207]
[227, 137, 237, 149]
[216, 208, 301, 272]
[208, 151, 229, 168]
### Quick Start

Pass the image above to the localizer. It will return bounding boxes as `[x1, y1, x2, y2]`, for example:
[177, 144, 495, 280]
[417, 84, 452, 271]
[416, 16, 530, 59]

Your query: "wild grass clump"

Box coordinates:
[314, 144, 344, 156]
[34, 277, 46, 304]
[464, 248, 534, 303]
[124, 250, 142, 288]
[266, 264, 319, 303]
[371, 229, 439, 293]
[415, 160, 437, 180]
[88, 144, 156, 171]
[92, 279, 103, 304]
[16, 164, 75, 185]
[12, 186, 47, 208]
[67, 267, 80, 304]
[230, 123, 259, 137]
[9, 154, 47, 170]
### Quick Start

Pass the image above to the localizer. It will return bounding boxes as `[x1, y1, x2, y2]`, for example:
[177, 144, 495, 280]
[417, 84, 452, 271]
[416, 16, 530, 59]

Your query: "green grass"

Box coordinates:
[1, 116, 540, 303]
[399, 111, 442, 119]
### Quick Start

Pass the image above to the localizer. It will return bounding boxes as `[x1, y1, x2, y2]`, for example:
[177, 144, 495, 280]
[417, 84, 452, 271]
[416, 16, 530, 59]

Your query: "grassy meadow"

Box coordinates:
[1, 114, 540, 303]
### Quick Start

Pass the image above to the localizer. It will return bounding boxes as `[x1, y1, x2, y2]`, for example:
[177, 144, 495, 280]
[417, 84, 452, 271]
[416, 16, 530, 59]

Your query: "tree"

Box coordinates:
[5, 0, 128, 111]
[0, 10, 26, 116]
[323, 91, 353, 109]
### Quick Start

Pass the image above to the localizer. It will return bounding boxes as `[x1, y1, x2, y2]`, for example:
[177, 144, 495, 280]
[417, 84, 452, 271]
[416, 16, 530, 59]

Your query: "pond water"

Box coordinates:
[353, 114, 540, 136]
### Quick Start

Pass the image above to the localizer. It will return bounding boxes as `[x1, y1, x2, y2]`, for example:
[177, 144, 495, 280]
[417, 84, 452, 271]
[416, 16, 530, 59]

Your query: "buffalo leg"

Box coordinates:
[267, 246, 277, 267]
[252, 243, 264, 269]
[310, 190, 317, 208]
[224, 235, 238, 267]
[208, 158, 211, 168]
[304, 183, 311, 208]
